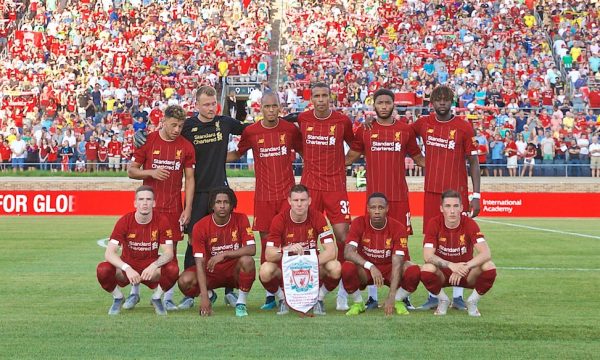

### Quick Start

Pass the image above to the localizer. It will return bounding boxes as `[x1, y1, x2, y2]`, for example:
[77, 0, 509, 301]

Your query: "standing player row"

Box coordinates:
[97, 83, 484, 315]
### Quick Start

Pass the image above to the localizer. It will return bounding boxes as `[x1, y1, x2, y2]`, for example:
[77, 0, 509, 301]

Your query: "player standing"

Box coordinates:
[297, 82, 354, 310]
[136, 86, 247, 309]
[342, 193, 421, 316]
[96, 186, 179, 315]
[345, 88, 424, 309]
[228, 92, 303, 309]
[420, 190, 496, 316]
[127, 105, 195, 311]
[411, 85, 481, 310]
[177, 187, 256, 317]
[259, 185, 341, 315]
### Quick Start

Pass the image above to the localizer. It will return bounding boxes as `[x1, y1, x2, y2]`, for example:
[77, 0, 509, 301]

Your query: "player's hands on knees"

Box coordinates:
[199, 296, 212, 317]
[150, 168, 170, 181]
[470, 198, 481, 218]
[207, 253, 225, 272]
[140, 263, 158, 281]
[370, 266, 384, 287]
[384, 297, 395, 316]
[124, 268, 141, 285]
[448, 272, 463, 286]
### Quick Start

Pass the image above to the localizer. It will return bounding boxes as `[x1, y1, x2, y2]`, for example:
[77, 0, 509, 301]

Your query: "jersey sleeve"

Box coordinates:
[238, 213, 256, 247]
[462, 121, 478, 156]
[109, 215, 128, 246]
[191, 220, 207, 259]
[349, 126, 365, 152]
[290, 124, 303, 153]
[131, 142, 147, 165]
[266, 214, 285, 248]
[466, 217, 486, 246]
[236, 127, 252, 155]
[343, 117, 355, 144]
[315, 213, 335, 245]
[405, 127, 421, 158]
[423, 217, 440, 250]
[226, 116, 247, 136]
[346, 217, 365, 248]
[411, 117, 424, 139]
[158, 214, 174, 245]
[183, 139, 196, 168]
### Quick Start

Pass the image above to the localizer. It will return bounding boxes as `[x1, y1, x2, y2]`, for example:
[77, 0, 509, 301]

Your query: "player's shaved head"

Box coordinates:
[310, 82, 330, 96]
[368, 192, 388, 205]
[261, 91, 279, 104]
[373, 89, 395, 103]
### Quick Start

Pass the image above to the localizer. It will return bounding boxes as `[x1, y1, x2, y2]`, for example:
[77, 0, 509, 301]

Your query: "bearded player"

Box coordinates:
[345, 88, 424, 309]
[177, 187, 256, 317]
[342, 193, 421, 316]
[297, 82, 354, 310]
[411, 85, 481, 310]
[227, 92, 302, 309]
[96, 186, 179, 315]
[127, 105, 195, 311]
[420, 190, 496, 316]
[259, 185, 341, 315]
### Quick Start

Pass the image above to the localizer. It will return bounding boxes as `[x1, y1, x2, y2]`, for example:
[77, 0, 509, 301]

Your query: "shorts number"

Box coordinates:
[340, 200, 350, 215]
[406, 212, 412, 227]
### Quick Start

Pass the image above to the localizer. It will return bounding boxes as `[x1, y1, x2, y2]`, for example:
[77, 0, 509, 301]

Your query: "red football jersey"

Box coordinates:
[298, 110, 354, 191]
[423, 214, 485, 263]
[109, 212, 174, 270]
[191, 212, 255, 261]
[266, 208, 334, 250]
[346, 216, 409, 265]
[237, 120, 302, 201]
[412, 114, 477, 194]
[131, 131, 195, 215]
[351, 121, 421, 201]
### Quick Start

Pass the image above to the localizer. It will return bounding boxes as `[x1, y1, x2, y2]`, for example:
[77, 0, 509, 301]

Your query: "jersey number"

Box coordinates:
[340, 201, 350, 215]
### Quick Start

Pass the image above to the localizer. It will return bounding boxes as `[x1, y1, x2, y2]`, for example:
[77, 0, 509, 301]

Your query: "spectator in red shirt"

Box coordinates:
[107, 134, 123, 172]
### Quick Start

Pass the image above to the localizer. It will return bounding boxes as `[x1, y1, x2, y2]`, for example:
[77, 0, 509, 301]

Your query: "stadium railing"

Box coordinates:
[2, 162, 595, 178]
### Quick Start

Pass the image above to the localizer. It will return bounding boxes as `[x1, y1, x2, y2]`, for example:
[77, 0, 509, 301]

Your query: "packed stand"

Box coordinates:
[538, 0, 599, 105]
[0, 0, 273, 171]
[277, 0, 599, 176]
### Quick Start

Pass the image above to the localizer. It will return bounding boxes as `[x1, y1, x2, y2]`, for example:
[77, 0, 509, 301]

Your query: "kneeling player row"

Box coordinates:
[96, 186, 496, 317]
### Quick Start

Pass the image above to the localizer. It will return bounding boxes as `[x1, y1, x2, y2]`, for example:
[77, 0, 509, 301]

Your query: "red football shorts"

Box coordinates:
[310, 189, 351, 224]
[116, 262, 159, 289]
[422, 191, 468, 233]
[253, 199, 290, 232]
[164, 212, 184, 242]
[362, 262, 393, 289]
[439, 267, 472, 289]
[184, 259, 239, 290]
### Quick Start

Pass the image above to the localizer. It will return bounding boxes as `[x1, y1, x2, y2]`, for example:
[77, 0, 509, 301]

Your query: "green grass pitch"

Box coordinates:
[1, 216, 598, 359]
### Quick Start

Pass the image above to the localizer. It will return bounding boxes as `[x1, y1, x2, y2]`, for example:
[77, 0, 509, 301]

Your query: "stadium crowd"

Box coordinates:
[0, 0, 273, 170]
[0, 0, 599, 176]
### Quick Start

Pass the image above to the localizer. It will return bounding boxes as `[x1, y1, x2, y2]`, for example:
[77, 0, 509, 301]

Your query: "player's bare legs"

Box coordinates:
[259, 262, 287, 314]
[332, 222, 349, 310]
[259, 231, 276, 310]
